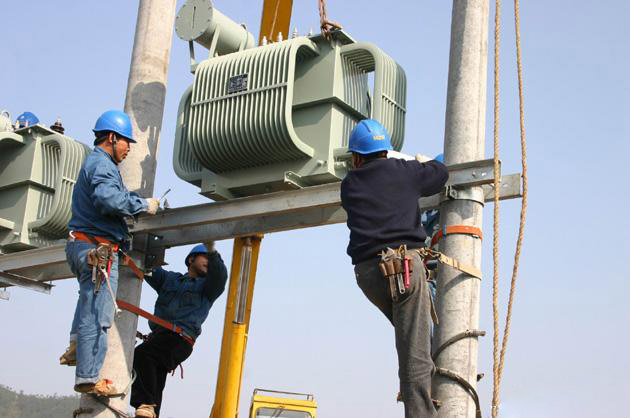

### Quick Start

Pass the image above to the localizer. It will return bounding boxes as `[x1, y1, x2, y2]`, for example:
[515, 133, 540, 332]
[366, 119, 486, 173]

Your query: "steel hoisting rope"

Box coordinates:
[318, 0, 342, 40]
[491, 0, 529, 416]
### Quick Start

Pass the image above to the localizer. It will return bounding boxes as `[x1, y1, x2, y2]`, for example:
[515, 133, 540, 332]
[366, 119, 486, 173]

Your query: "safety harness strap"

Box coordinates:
[437, 252, 483, 279]
[116, 299, 194, 346]
[121, 254, 144, 281]
[417, 247, 483, 279]
[70, 231, 145, 281]
[431, 225, 483, 247]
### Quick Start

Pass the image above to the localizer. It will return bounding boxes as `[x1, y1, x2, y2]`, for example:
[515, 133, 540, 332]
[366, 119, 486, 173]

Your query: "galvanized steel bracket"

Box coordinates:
[442, 185, 486, 206]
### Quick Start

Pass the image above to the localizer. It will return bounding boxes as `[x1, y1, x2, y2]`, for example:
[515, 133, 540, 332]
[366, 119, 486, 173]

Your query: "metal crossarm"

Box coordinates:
[0, 271, 53, 294]
[0, 158, 522, 292]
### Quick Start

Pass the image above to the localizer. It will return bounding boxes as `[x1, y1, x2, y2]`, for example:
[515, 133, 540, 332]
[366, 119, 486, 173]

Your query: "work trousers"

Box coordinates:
[131, 330, 193, 417]
[355, 250, 437, 418]
[66, 240, 119, 385]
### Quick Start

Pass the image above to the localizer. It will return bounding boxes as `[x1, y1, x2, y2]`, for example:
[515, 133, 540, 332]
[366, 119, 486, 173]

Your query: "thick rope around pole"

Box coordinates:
[491, 0, 529, 416]
[497, 0, 529, 391]
[491, 0, 502, 416]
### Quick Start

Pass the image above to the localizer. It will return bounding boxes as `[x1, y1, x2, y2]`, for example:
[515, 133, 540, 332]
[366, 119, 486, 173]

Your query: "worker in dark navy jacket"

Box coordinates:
[340, 119, 448, 418]
[131, 242, 228, 418]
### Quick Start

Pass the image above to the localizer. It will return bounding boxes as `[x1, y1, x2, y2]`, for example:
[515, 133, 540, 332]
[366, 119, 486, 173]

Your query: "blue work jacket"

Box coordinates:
[68, 147, 147, 243]
[146, 252, 228, 340]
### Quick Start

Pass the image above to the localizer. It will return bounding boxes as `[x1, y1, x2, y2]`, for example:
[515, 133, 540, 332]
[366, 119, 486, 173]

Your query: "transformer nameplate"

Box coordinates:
[228, 74, 248, 94]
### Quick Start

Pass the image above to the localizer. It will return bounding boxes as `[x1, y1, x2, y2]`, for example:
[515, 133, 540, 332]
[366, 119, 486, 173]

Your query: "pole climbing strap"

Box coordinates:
[120, 254, 144, 281]
[431, 225, 483, 247]
[116, 299, 195, 346]
[417, 247, 482, 279]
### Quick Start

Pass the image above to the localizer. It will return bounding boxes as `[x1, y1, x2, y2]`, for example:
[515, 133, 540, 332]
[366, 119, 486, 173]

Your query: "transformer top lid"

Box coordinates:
[12, 124, 55, 136]
[11, 124, 87, 145]
[305, 29, 356, 46]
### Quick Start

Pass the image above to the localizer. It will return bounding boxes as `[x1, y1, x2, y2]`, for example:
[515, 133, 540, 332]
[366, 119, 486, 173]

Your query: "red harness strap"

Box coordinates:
[116, 299, 195, 346]
[431, 225, 483, 247]
[70, 231, 144, 281]
[71, 231, 120, 251]
[120, 254, 144, 280]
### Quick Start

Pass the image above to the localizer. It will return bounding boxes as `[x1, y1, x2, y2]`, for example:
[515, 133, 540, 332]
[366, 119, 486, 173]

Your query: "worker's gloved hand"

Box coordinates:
[434, 153, 445, 163]
[204, 241, 216, 254]
[146, 198, 160, 215]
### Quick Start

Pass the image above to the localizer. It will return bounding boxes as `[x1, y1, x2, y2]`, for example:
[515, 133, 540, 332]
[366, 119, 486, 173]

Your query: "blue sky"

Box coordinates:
[1, 1, 629, 417]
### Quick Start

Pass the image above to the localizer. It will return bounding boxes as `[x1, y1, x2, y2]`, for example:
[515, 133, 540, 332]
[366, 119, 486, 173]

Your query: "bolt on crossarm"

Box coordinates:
[210, 235, 263, 418]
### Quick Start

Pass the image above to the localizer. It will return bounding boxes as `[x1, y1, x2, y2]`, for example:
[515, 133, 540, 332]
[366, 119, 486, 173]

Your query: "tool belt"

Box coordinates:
[69, 231, 122, 312]
[379, 245, 457, 325]
[378, 245, 413, 302]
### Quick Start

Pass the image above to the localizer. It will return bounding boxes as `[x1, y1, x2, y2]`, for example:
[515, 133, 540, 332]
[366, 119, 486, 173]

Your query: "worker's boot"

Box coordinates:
[135, 404, 157, 418]
[59, 340, 77, 366]
[74, 379, 118, 397]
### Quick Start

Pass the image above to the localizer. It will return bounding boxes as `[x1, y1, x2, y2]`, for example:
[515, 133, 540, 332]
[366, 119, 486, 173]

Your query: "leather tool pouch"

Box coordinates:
[379, 248, 406, 302]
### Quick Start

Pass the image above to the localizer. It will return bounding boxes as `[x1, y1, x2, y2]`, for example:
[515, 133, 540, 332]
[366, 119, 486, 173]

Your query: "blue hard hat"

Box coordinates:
[16, 112, 40, 128]
[434, 153, 444, 163]
[186, 244, 209, 267]
[348, 119, 392, 155]
[93, 110, 136, 142]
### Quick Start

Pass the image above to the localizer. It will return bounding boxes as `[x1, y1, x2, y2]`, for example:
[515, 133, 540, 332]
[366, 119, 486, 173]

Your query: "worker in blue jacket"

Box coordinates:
[340, 119, 448, 418]
[60, 110, 160, 396]
[131, 243, 228, 418]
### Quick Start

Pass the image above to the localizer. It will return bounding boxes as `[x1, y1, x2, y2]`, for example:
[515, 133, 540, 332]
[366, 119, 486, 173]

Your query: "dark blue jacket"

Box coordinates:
[341, 158, 449, 264]
[146, 252, 228, 339]
[68, 147, 147, 243]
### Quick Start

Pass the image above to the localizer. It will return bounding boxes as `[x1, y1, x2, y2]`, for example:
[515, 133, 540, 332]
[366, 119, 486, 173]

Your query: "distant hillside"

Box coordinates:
[0, 384, 79, 418]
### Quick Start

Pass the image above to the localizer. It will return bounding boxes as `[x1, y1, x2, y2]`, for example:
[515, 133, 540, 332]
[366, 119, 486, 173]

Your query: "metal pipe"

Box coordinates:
[234, 239, 252, 323]
[433, 1, 489, 417]
[211, 236, 262, 418]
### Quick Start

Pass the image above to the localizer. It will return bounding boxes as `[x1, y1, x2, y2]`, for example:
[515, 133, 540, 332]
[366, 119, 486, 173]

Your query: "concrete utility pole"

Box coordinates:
[79, 1, 177, 416]
[434, 1, 489, 417]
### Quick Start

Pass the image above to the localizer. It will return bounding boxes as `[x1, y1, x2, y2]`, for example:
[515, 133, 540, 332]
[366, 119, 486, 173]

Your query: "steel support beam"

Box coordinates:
[0, 271, 52, 294]
[0, 168, 521, 287]
[0, 245, 70, 282]
[131, 158, 507, 234]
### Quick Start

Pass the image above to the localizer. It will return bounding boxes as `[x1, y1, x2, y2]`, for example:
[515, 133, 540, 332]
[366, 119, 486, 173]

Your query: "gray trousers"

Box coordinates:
[355, 250, 437, 418]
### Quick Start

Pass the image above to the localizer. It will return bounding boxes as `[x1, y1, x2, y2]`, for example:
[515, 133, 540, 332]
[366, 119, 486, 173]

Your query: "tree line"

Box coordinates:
[0, 384, 79, 418]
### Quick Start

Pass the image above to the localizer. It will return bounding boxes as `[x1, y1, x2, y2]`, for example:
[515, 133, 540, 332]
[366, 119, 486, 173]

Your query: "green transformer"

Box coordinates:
[173, 1, 407, 200]
[0, 125, 89, 253]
